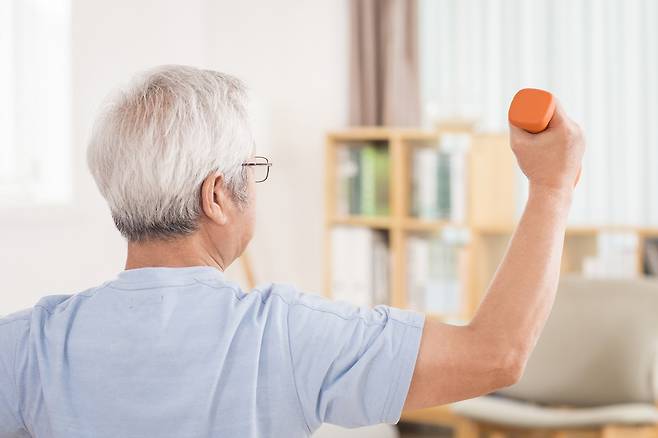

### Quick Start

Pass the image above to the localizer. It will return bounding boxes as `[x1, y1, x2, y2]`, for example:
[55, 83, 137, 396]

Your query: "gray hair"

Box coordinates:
[87, 65, 254, 242]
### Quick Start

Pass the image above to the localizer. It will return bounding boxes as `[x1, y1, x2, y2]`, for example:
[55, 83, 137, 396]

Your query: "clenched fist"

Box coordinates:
[509, 101, 585, 193]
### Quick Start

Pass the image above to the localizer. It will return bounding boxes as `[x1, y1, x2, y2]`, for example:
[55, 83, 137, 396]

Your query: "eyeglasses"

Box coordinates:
[242, 156, 272, 183]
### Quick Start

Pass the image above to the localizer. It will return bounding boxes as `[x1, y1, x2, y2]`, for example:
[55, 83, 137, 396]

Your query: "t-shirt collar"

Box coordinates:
[115, 266, 225, 284]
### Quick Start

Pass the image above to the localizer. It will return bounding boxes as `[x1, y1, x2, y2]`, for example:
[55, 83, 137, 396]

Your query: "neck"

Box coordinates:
[124, 232, 227, 271]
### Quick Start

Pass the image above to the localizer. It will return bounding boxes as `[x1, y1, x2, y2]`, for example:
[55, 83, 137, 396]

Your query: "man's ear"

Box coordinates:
[200, 172, 229, 225]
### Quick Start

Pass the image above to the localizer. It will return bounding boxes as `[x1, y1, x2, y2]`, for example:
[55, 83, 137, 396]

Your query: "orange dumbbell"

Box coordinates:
[508, 88, 581, 186]
[508, 88, 555, 133]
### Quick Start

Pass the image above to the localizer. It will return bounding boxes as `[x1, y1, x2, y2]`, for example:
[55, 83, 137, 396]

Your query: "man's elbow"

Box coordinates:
[492, 347, 528, 389]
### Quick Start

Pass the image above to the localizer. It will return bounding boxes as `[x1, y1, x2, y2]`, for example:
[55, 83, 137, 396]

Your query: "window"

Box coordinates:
[419, 0, 658, 226]
[0, 0, 71, 206]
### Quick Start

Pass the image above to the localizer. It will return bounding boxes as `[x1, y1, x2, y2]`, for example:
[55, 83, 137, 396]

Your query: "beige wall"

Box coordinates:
[207, 0, 349, 294]
[0, 0, 348, 314]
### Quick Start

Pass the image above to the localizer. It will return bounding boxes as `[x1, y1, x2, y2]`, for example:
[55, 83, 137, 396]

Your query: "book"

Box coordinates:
[331, 226, 371, 307]
[331, 226, 390, 307]
[335, 147, 352, 216]
[643, 238, 658, 276]
[437, 152, 451, 218]
[583, 232, 639, 278]
[407, 234, 462, 314]
[407, 236, 430, 311]
[348, 147, 362, 215]
[410, 134, 470, 221]
[360, 145, 377, 216]
[336, 143, 390, 217]
[372, 231, 390, 305]
[412, 147, 440, 218]
[374, 146, 390, 215]
[441, 133, 470, 223]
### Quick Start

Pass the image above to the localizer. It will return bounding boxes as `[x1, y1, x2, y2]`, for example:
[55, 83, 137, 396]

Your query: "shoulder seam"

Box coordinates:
[32, 293, 94, 316]
[285, 302, 314, 434]
[269, 291, 388, 328]
[193, 279, 246, 300]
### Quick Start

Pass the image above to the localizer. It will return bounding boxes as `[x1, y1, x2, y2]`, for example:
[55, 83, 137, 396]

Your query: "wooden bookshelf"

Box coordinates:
[324, 126, 478, 318]
[324, 125, 658, 427]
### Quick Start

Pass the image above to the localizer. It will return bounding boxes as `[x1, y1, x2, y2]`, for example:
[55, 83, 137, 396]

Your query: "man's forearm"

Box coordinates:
[470, 184, 573, 364]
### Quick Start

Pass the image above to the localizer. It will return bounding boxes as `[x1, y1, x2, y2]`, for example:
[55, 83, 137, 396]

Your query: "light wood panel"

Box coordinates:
[468, 133, 516, 229]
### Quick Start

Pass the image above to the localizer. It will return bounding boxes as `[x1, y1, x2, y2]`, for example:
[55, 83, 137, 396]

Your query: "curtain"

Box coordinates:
[0, 0, 71, 204]
[419, 0, 658, 227]
[349, 0, 420, 126]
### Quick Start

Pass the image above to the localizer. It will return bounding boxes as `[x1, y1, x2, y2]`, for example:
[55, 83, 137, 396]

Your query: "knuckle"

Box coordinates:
[563, 125, 579, 143]
[510, 140, 525, 153]
[571, 124, 585, 146]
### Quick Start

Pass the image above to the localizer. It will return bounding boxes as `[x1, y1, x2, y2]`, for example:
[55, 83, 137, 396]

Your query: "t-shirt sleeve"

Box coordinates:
[0, 317, 29, 437]
[285, 291, 425, 430]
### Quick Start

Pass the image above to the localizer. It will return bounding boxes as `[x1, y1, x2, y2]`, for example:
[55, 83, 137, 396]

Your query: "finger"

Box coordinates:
[508, 121, 534, 142]
[574, 167, 582, 187]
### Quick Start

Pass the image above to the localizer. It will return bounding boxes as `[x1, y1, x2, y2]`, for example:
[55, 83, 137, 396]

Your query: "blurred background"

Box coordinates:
[2, 0, 658, 437]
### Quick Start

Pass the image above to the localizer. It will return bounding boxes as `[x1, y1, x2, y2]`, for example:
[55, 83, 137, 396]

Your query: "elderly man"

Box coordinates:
[0, 65, 584, 437]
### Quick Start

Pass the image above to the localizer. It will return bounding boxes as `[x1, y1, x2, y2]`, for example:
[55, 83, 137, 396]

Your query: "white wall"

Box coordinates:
[0, 0, 348, 314]
[207, 0, 349, 293]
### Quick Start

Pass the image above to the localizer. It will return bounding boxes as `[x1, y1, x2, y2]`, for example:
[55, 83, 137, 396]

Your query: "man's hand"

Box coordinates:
[510, 101, 585, 193]
[403, 101, 584, 411]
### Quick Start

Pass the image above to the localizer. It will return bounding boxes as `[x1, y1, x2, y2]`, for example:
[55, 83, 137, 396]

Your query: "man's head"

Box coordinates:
[87, 65, 257, 268]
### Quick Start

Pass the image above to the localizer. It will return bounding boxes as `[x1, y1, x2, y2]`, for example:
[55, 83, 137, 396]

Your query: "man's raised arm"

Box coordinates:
[404, 102, 585, 410]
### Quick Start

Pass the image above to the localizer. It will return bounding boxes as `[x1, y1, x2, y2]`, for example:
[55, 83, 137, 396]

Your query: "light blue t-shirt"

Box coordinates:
[0, 266, 424, 437]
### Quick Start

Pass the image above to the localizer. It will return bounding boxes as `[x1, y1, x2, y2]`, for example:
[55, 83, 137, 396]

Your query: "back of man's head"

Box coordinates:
[87, 65, 254, 242]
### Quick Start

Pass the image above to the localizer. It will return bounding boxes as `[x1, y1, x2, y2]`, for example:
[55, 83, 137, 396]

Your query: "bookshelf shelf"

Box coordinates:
[330, 215, 393, 229]
[328, 127, 439, 142]
[402, 218, 467, 232]
[472, 226, 515, 235]
[638, 227, 658, 236]
[328, 216, 470, 232]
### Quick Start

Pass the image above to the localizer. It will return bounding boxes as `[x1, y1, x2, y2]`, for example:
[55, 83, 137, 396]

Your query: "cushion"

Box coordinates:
[497, 276, 658, 406]
[452, 395, 658, 428]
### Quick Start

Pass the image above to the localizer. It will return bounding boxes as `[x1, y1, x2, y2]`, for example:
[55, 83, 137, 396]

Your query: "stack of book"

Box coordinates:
[330, 226, 390, 307]
[642, 238, 658, 276]
[406, 235, 461, 314]
[336, 142, 390, 217]
[410, 133, 469, 223]
[582, 233, 639, 278]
